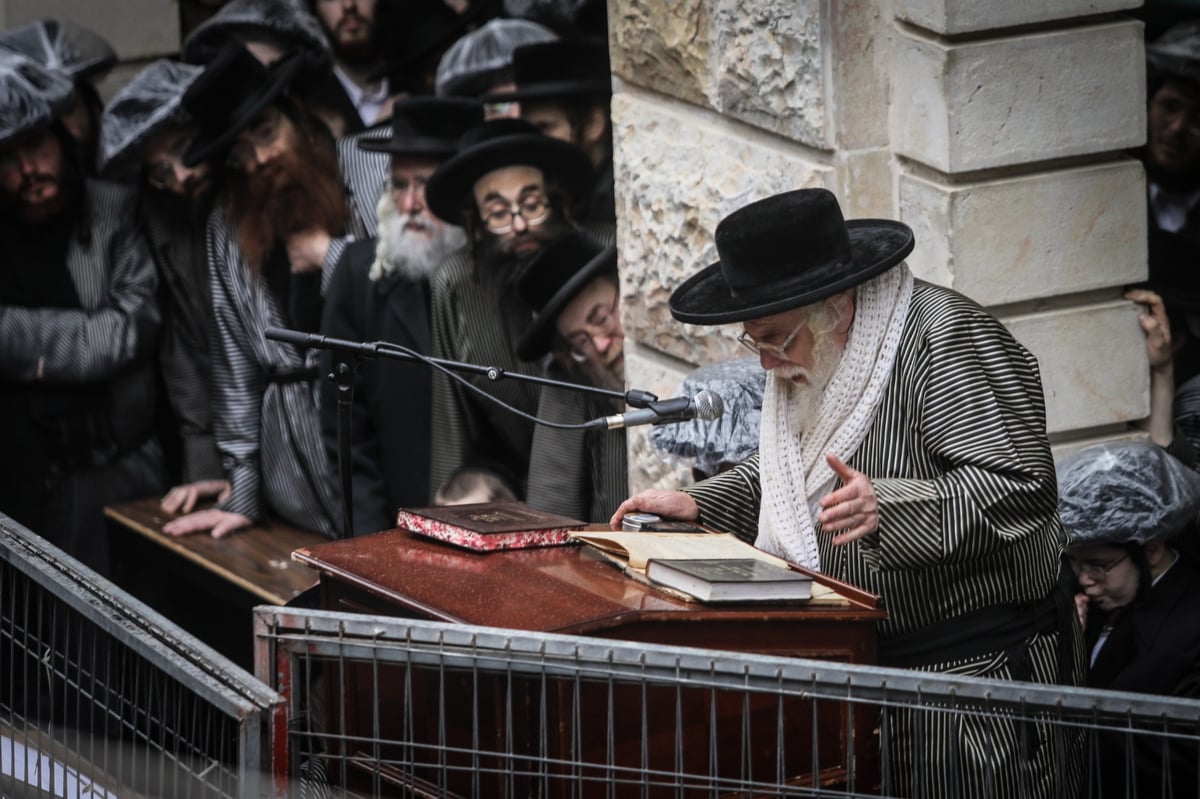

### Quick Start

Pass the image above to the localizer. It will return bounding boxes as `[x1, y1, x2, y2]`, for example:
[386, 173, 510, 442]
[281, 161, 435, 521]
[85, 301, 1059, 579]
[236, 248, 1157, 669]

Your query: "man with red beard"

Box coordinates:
[307, 0, 392, 132]
[0, 52, 164, 575]
[318, 97, 480, 534]
[99, 59, 229, 519]
[162, 44, 351, 539]
[423, 118, 613, 500]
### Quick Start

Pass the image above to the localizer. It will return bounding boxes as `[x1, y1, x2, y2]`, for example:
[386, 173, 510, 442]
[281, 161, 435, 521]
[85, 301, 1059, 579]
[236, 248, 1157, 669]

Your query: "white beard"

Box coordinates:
[771, 327, 845, 438]
[370, 195, 467, 283]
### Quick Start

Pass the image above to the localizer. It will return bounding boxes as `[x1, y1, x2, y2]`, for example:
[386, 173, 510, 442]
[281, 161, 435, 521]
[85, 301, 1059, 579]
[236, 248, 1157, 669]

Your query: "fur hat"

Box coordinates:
[668, 188, 915, 325]
[515, 231, 616, 360]
[423, 117, 592, 224]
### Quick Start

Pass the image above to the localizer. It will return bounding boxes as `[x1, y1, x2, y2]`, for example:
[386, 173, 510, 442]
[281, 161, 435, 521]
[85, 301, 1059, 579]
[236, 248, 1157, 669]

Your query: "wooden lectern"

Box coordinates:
[294, 527, 886, 796]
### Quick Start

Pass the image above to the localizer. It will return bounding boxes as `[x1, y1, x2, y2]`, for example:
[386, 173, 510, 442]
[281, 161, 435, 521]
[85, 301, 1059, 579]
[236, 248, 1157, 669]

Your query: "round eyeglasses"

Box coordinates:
[481, 194, 549, 234]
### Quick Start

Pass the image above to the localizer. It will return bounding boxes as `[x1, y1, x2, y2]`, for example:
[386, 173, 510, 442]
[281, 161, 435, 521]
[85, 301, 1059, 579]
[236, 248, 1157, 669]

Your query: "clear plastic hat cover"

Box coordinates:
[0, 18, 116, 79]
[435, 17, 557, 96]
[1057, 440, 1200, 546]
[183, 0, 329, 64]
[98, 60, 204, 175]
[649, 358, 766, 477]
[0, 50, 75, 145]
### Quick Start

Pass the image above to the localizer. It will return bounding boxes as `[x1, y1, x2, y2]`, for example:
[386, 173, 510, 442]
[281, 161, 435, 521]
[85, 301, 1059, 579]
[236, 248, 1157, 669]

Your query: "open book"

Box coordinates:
[569, 531, 839, 603]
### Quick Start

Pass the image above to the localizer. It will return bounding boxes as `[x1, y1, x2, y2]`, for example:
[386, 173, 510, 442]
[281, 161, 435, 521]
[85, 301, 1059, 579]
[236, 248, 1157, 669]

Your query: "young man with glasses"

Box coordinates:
[423, 118, 612, 501]
[99, 59, 228, 518]
[0, 52, 164, 575]
[1058, 440, 1200, 795]
[515, 232, 625, 521]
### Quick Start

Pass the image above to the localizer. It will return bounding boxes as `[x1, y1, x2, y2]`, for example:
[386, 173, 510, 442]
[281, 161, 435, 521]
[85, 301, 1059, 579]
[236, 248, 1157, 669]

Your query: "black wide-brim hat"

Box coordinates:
[516, 231, 617, 360]
[1147, 21, 1200, 85]
[424, 117, 593, 225]
[483, 38, 611, 104]
[357, 96, 483, 157]
[182, 43, 304, 167]
[669, 188, 915, 325]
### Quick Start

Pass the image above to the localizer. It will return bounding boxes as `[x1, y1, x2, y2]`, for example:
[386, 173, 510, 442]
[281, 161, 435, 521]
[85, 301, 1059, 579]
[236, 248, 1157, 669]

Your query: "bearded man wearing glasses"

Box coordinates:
[423, 118, 613, 502]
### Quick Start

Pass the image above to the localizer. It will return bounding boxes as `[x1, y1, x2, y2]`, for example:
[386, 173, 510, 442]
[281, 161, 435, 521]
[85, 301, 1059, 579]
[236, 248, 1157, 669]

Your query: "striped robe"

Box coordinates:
[206, 209, 340, 537]
[685, 280, 1082, 798]
[428, 223, 616, 499]
[336, 125, 390, 240]
[525, 377, 628, 523]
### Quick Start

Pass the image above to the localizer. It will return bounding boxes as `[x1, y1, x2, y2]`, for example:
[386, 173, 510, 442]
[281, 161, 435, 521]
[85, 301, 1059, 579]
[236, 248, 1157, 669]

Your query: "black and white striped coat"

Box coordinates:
[336, 125, 390, 240]
[205, 209, 340, 537]
[685, 279, 1081, 796]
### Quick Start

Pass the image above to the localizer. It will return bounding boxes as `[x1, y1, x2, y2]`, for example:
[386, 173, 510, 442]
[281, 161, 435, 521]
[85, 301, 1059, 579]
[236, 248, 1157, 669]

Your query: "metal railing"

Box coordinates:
[0, 513, 282, 799]
[256, 606, 1200, 799]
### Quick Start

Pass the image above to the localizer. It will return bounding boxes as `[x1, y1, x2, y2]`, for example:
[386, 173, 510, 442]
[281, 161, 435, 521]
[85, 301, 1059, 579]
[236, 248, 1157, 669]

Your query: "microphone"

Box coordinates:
[586, 390, 724, 430]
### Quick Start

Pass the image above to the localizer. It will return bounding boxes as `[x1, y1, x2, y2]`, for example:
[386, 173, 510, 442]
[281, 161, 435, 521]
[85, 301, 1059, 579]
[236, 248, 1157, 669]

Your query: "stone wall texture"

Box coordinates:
[611, 0, 1152, 495]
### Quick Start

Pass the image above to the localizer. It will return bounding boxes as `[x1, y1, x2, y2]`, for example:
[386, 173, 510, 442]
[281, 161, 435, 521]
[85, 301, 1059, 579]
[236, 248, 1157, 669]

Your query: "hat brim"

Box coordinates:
[182, 51, 304, 167]
[517, 245, 617, 361]
[357, 133, 458, 157]
[424, 133, 593, 224]
[668, 220, 915, 325]
[484, 79, 612, 105]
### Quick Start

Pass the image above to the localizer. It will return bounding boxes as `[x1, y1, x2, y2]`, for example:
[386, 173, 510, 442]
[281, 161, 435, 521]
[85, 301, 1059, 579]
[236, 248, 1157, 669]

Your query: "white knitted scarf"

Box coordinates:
[755, 264, 914, 569]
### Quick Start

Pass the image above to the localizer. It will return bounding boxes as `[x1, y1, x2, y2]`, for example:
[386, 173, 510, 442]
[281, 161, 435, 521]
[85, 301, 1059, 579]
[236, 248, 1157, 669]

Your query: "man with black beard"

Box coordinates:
[306, 0, 392, 132]
[99, 59, 229, 518]
[162, 45, 351, 540]
[423, 118, 613, 499]
[0, 53, 164, 575]
[319, 97, 480, 534]
[515, 232, 626, 522]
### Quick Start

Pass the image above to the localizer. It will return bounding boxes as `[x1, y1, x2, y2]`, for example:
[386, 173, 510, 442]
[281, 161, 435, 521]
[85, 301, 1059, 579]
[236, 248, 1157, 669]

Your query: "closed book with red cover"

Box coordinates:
[395, 502, 585, 552]
[644, 558, 812, 603]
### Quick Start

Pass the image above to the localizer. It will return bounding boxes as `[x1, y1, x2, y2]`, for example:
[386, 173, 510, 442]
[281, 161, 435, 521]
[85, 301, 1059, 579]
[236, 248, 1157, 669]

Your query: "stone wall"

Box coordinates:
[610, 0, 1150, 490]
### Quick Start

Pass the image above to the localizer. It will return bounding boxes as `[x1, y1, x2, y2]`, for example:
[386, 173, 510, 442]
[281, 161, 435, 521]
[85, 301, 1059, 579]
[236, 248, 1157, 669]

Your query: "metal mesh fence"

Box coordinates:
[256, 606, 1200, 799]
[0, 513, 281, 799]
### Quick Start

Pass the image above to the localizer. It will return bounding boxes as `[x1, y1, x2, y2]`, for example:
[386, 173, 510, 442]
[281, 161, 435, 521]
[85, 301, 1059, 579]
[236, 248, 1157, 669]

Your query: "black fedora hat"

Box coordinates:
[669, 189, 915, 325]
[483, 38, 610, 104]
[516, 231, 617, 360]
[357, 96, 483, 157]
[181, 43, 304, 167]
[424, 117, 593, 224]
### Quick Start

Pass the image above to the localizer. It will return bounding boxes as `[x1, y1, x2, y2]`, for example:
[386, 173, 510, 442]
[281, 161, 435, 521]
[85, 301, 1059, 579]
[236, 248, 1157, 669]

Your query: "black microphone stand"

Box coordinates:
[266, 326, 664, 539]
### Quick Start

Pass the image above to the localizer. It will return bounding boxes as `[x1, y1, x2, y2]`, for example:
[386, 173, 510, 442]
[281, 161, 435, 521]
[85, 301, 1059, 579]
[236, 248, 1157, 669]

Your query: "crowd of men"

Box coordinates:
[1, 4, 1198, 796]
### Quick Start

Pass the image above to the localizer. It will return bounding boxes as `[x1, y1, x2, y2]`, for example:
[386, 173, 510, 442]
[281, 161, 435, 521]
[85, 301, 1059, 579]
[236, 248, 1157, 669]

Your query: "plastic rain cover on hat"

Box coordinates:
[650, 358, 766, 478]
[1057, 440, 1200, 547]
[182, 0, 329, 65]
[98, 60, 204, 175]
[0, 50, 75, 146]
[0, 18, 116, 80]
[435, 17, 557, 97]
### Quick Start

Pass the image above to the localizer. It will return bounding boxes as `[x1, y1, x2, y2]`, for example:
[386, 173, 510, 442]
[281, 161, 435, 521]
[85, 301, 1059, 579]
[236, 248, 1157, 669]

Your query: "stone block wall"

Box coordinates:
[611, 0, 1152, 492]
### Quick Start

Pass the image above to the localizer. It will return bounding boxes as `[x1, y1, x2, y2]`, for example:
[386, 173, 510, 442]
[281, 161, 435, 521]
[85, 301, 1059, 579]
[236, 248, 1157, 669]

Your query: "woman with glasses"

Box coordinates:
[1058, 440, 1200, 794]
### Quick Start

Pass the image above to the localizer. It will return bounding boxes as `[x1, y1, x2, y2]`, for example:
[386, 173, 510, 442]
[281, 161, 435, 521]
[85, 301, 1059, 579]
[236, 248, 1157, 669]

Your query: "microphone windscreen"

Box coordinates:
[694, 390, 724, 421]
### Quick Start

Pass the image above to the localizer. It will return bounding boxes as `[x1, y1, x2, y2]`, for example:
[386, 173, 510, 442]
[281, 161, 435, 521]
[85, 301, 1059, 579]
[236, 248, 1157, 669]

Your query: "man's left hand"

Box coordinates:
[817, 453, 879, 546]
[285, 229, 332, 273]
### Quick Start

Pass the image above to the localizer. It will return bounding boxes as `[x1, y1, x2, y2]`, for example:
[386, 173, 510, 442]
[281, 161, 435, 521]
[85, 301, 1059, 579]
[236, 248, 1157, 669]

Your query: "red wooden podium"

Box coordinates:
[293, 527, 886, 796]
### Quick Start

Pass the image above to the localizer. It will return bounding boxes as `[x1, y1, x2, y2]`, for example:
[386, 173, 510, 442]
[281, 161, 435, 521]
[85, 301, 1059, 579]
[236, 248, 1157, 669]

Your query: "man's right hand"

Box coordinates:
[161, 479, 232, 515]
[163, 508, 253, 539]
[610, 490, 699, 530]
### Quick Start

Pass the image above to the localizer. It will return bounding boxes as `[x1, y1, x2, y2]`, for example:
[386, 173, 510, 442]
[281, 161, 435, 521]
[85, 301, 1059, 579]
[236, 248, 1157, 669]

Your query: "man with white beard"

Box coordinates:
[611, 189, 1082, 798]
[318, 97, 481, 534]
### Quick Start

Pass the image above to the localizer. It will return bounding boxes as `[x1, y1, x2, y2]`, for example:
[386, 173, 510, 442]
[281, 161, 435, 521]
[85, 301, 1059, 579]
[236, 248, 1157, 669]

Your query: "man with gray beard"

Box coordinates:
[319, 97, 481, 534]
[612, 189, 1082, 799]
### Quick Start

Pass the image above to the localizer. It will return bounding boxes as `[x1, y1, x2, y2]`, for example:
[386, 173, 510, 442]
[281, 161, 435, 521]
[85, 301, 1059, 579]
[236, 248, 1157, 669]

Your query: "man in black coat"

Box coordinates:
[319, 97, 482, 534]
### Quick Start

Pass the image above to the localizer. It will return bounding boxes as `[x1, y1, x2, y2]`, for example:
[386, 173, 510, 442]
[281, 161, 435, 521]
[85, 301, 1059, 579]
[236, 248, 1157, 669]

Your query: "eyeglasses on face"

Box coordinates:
[736, 313, 808, 360]
[481, 193, 550, 234]
[566, 291, 620, 363]
[144, 135, 195, 191]
[225, 107, 284, 171]
[1066, 551, 1129, 581]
